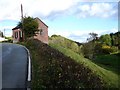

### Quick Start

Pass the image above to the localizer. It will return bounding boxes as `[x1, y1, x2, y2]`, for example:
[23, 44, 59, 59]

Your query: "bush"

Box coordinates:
[101, 45, 118, 54]
[94, 43, 103, 55]
[102, 45, 111, 54]
[7, 39, 13, 43]
[110, 46, 118, 53]
[82, 42, 94, 59]
[2, 39, 13, 43]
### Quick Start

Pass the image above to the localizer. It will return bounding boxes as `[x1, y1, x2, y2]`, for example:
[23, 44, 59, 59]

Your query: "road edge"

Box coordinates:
[23, 46, 31, 90]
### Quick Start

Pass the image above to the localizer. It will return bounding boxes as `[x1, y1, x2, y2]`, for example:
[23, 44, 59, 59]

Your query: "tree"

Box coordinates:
[82, 32, 98, 59]
[110, 33, 114, 46]
[17, 16, 39, 39]
[99, 34, 111, 46]
[87, 32, 98, 42]
[82, 42, 94, 59]
[110, 32, 120, 49]
[0, 31, 3, 37]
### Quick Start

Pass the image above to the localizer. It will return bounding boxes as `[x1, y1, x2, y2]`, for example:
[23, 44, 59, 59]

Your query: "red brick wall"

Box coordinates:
[12, 18, 48, 44]
[12, 28, 24, 43]
[34, 18, 48, 44]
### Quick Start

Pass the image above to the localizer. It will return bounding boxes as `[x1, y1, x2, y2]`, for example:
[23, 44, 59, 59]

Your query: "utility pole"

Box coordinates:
[4, 29, 5, 37]
[21, 4, 24, 41]
[21, 4, 23, 21]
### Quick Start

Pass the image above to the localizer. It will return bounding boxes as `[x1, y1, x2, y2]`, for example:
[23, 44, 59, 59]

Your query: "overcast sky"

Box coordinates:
[0, 0, 119, 42]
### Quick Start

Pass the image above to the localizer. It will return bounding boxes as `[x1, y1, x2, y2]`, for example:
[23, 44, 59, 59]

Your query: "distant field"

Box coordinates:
[49, 43, 120, 88]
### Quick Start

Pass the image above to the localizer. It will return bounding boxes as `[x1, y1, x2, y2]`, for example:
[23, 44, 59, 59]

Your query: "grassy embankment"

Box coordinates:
[94, 54, 120, 74]
[49, 43, 119, 88]
[24, 39, 106, 89]
[49, 35, 119, 88]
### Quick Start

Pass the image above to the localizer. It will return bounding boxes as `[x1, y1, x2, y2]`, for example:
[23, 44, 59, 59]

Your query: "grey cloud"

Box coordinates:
[75, 2, 118, 18]
[44, 11, 67, 20]
[40, 2, 118, 21]
[42, 4, 78, 21]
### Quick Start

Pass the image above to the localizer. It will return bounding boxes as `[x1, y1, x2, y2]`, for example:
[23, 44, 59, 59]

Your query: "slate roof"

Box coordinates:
[12, 26, 21, 30]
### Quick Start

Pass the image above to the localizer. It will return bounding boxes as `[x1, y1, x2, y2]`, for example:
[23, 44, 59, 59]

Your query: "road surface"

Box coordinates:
[1, 43, 29, 89]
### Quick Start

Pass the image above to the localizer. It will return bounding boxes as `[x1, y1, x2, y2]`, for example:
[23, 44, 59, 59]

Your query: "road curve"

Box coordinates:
[1, 43, 28, 89]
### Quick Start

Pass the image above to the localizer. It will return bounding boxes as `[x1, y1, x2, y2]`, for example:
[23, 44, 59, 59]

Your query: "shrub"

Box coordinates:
[110, 46, 118, 53]
[101, 45, 118, 54]
[7, 39, 13, 43]
[82, 42, 94, 59]
[102, 45, 111, 54]
[94, 43, 103, 55]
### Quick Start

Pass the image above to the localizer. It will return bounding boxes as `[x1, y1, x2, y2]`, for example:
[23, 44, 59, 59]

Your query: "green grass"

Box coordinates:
[24, 39, 106, 89]
[19, 39, 119, 88]
[94, 54, 120, 74]
[49, 43, 120, 88]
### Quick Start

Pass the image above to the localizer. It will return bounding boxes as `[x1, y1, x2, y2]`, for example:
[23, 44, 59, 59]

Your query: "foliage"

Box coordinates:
[110, 32, 120, 49]
[94, 43, 118, 55]
[49, 35, 83, 55]
[49, 33, 120, 88]
[109, 46, 118, 53]
[25, 39, 106, 89]
[5, 37, 12, 40]
[82, 32, 119, 59]
[0, 31, 3, 37]
[94, 43, 103, 54]
[99, 34, 111, 46]
[82, 33, 98, 59]
[50, 42, 119, 88]
[87, 32, 98, 42]
[94, 54, 120, 72]
[70, 42, 79, 53]
[82, 41, 95, 59]
[101, 45, 118, 54]
[51, 34, 60, 37]
[2, 37, 13, 43]
[17, 16, 39, 39]
[101, 44, 112, 54]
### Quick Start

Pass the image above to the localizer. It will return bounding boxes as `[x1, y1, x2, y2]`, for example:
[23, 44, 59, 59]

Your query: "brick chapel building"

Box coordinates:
[12, 17, 48, 44]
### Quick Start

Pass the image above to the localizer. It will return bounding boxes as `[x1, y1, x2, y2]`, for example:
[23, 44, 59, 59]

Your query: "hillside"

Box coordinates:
[49, 35, 119, 88]
[49, 35, 83, 55]
[24, 39, 105, 89]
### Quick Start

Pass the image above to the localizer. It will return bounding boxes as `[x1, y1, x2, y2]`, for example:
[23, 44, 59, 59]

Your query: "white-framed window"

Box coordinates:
[19, 31, 22, 38]
[20, 31, 22, 37]
[40, 29, 43, 35]
[15, 32, 18, 39]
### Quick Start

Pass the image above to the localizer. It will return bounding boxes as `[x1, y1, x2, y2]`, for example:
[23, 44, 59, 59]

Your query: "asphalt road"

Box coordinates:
[1, 43, 28, 89]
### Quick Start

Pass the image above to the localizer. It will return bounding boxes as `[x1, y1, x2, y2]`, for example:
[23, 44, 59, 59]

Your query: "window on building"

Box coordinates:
[15, 32, 18, 39]
[40, 29, 43, 35]
[19, 31, 22, 38]
[19, 31, 21, 38]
